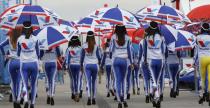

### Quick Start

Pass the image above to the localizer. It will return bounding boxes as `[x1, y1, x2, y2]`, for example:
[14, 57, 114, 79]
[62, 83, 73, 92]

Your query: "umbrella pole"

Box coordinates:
[189, 0, 192, 11]
[35, 0, 37, 5]
[159, 0, 162, 5]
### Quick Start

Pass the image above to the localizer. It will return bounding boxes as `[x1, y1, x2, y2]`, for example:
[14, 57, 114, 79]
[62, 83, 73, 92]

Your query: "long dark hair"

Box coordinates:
[22, 21, 33, 39]
[9, 27, 22, 49]
[86, 31, 96, 53]
[145, 21, 161, 40]
[115, 24, 127, 46]
[68, 36, 81, 47]
[105, 39, 111, 48]
[199, 23, 210, 35]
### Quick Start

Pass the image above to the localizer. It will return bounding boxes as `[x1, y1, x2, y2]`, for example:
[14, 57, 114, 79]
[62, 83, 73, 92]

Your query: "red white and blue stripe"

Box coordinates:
[0, 4, 60, 30]
[135, 5, 191, 25]
[54, 18, 76, 28]
[159, 24, 178, 45]
[33, 26, 78, 50]
[77, 17, 112, 35]
[175, 30, 196, 50]
[88, 7, 141, 29]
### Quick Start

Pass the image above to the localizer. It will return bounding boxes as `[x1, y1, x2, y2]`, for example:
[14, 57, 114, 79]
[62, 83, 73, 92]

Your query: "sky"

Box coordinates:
[37, 0, 171, 21]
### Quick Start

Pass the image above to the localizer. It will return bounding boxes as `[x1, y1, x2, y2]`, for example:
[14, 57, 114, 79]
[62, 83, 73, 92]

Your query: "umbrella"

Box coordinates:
[0, 4, 59, 18]
[187, 5, 210, 22]
[135, 5, 190, 25]
[33, 25, 78, 49]
[186, 5, 210, 34]
[76, 17, 112, 35]
[175, 30, 196, 51]
[160, 24, 178, 45]
[182, 22, 201, 35]
[88, 7, 141, 29]
[127, 28, 144, 44]
[143, 23, 178, 49]
[0, 4, 60, 30]
[54, 18, 76, 27]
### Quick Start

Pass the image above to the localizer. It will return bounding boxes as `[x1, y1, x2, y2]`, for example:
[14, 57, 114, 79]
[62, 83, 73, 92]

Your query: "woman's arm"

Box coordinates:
[96, 46, 101, 65]
[55, 47, 61, 57]
[101, 52, 106, 68]
[127, 41, 133, 65]
[17, 42, 21, 57]
[80, 48, 85, 66]
[0, 38, 9, 55]
[35, 40, 40, 59]
[138, 42, 143, 65]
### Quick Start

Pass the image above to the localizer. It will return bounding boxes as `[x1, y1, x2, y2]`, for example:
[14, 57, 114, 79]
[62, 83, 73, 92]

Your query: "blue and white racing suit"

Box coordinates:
[65, 46, 82, 95]
[110, 37, 132, 102]
[143, 34, 167, 100]
[40, 47, 61, 97]
[101, 47, 112, 94]
[0, 38, 21, 102]
[167, 51, 180, 93]
[81, 43, 101, 99]
[17, 35, 40, 105]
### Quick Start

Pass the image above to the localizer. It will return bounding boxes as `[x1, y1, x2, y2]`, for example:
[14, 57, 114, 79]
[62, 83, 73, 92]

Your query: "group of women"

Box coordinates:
[0, 21, 61, 108]
[2, 19, 210, 108]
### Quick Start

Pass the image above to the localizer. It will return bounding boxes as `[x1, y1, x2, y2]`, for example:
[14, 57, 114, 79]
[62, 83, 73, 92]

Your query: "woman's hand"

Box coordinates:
[130, 64, 134, 71]
[144, 61, 148, 66]
[80, 66, 84, 73]
[5, 55, 11, 59]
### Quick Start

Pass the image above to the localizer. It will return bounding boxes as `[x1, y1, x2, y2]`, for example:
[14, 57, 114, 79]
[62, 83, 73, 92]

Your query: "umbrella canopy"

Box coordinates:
[143, 24, 178, 51]
[136, 5, 190, 25]
[127, 28, 144, 44]
[0, 4, 59, 18]
[0, 4, 60, 30]
[187, 4, 210, 22]
[76, 17, 112, 35]
[88, 7, 141, 29]
[186, 5, 210, 34]
[33, 26, 78, 49]
[159, 24, 178, 45]
[182, 22, 202, 34]
[175, 30, 196, 51]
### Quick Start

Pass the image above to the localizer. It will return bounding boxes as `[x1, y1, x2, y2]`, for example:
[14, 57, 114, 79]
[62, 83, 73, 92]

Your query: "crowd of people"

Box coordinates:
[1, 20, 210, 108]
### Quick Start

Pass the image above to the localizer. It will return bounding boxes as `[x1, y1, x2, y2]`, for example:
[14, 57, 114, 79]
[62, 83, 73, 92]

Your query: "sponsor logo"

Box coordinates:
[198, 40, 210, 47]
[148, 39, 160, 47]
[22, 42, 34, 49]
[124, 16, 134, 22]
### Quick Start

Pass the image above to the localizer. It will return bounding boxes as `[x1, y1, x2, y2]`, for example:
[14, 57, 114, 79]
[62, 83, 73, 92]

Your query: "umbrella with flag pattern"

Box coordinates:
[0, 4, 60, 30]
[33, 25, 78, 50]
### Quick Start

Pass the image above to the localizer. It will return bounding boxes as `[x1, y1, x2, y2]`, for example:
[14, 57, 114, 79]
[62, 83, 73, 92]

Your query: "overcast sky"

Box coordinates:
[37, 0, 171, 21]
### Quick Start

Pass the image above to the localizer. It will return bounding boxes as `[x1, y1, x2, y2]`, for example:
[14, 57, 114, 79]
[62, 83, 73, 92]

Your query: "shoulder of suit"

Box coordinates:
[17, 35, 24, 42]
[82, 43, 88, 49]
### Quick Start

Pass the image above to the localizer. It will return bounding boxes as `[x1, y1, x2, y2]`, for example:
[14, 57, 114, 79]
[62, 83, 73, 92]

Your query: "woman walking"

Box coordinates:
[0, 28, 22, 108]
[101, 39, 114, 97]
[40, 46, 61, 105]
[143, 21, 167, 108]
[65, 36, 82, 102]
[17, 21, 40, 108]
[81, 31, 101, 105]
[110, 24, 133, 108]
[194, 23, 210, 105]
